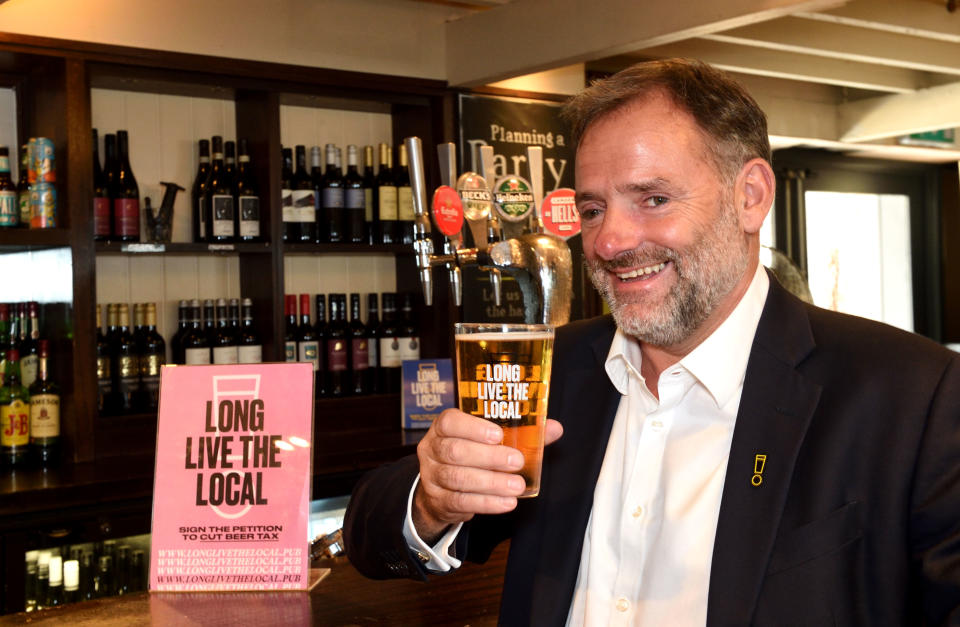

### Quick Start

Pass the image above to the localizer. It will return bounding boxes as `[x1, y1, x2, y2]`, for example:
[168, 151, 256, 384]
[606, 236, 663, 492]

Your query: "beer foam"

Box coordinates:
[455, 332, 554, 341]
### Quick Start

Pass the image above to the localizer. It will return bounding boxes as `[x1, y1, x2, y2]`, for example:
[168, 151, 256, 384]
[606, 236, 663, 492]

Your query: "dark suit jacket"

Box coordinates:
[344, 275, 960, 626]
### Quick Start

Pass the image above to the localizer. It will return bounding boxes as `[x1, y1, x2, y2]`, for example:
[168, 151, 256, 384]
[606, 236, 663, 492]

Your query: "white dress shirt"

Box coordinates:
[405, 265, 769, 625]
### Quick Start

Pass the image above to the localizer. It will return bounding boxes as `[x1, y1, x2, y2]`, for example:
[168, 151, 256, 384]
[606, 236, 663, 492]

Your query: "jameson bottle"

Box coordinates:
[376, 143, 398, 244]
[192, 139, 211, 242]
[235, 139, 261, 242]
[93, 130, 111, 240]
[396, 143, 415, 245]
[362, 145, 377, 245]
[113, 130, 140, 242]
[29, 339, 60, 466]
[206, 136, 236, 242]
[349, 293, 368, 395]
[96, 305, 112, 414]
[322, 144, 345, 243]
[0, 146, 18, 227]
[0, 348, 30, 467]
[138, 303, 165, 411]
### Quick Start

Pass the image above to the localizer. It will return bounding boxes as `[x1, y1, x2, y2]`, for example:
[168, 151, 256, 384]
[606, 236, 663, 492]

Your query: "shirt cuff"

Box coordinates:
[403, 474, 463, 572]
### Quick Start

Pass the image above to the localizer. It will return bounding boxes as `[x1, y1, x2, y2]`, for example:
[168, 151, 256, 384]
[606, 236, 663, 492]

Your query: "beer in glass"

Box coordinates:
[454, 323, 554, 497]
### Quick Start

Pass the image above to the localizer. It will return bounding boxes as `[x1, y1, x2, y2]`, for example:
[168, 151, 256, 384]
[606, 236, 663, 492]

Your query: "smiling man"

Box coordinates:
[344, 59, 960, 626]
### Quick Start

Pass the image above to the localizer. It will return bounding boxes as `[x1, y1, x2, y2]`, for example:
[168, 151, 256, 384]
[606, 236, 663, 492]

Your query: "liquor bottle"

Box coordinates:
[0, 348, 30, 466]
[191, 139, 211, 243]
[399, 292, 421, 363]
[29, 339, 59, 466]
[206, 136, 236, 242]
[25, 551, 39, 611]
[344, 145, 365, 244]
[310, 146, 326, 243]
[63, 559, 80, 605]
[80, 552, 95, 601]
[281, 147, 296, 242]
[235, 139, 261, 242]
[322, 143, 345, 243]
[36, 552, 50, 610]
[314, 294, 327, 398]
[283, 294, 298, 362]
[93, 131, 111, 240]
[0, 304, 7, 387]
[95, 555, 113, 598]
[138, 303, 165, 411]
[297, 294, 321, 388]
[20, 301, 40, 389]
[46, 556, 63, 608]
[113, 303, 139, 414]
[237, 298, 262, 364]
[170, 300, 189, 365]
[396, 143, 415, 245]
[17, 144, 30, 228]
[0, 146, 18, 227]
[96, 305, 113, 415]
[292, 145, 316, 242]
[211, 298, 238, 364]
[376, 143, 397, 244]
[326, 294, 348, 397]
[113, 130, 140, 242]
[224, 140, 237, 190]
[202, 299, 216, 349]
[362, 145, 377, 245]
[348, 293, 368, 395]
[182, 300, 210, 365]
[377, 293, 402, 393]
[366, 293, 380, 393]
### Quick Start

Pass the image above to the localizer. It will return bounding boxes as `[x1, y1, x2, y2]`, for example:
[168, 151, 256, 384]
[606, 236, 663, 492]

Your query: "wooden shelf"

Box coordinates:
[283, 242, 412, 255]
[94, 241, 272, 255]
[0, 228, 71, 251]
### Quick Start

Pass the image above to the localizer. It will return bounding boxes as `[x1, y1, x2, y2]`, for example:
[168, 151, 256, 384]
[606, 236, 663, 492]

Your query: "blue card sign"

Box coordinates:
[402, 359, 455, 429]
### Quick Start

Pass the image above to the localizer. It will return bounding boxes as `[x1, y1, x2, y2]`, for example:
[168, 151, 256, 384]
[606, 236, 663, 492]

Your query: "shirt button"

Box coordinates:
[631, 506, 643, 519]
[650, 420, 663, 432]
[616, 597, 630, 612]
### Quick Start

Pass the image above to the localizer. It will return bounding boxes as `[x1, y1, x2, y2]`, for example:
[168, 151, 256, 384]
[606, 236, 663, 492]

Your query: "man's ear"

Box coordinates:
[735, 158, 775, 234]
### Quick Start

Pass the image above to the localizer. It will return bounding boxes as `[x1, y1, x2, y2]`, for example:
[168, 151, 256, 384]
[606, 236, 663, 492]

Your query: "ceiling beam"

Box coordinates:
[703, 16, 960, 74]
[839, 80, 960, 142]
[445, 0, 849, 86]
[797, 0, 960, 43]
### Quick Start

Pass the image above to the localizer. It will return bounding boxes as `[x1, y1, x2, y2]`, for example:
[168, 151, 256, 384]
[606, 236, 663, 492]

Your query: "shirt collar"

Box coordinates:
[604, 264, 770, 406]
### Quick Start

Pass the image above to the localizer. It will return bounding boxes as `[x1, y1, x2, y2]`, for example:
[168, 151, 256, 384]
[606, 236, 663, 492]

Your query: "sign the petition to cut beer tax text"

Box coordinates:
[150, 363, 313, 592]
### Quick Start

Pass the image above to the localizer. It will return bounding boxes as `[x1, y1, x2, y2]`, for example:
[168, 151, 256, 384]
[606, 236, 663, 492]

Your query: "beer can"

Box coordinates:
[27, 137, 36, 184]
[30, 182, 57, 229]
[33, 138, 55, 183]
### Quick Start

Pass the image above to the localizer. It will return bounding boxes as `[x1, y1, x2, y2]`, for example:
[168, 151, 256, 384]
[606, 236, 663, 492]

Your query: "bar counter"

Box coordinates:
[0, 543, 509, 626]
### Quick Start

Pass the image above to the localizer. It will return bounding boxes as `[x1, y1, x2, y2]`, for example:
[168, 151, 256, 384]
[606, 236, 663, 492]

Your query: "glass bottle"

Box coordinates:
[29, 339, 59, 466]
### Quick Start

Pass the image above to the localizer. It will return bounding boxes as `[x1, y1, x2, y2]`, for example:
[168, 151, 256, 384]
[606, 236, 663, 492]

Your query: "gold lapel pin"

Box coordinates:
[752, 454, 766, 486]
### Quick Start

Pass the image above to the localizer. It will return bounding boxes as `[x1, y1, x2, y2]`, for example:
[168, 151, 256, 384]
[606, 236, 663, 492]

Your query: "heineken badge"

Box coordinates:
[493, 176, 535, 223]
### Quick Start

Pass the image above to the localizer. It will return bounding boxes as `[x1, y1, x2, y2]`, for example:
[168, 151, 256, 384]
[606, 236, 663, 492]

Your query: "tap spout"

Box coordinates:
[487, 233, 573, 326]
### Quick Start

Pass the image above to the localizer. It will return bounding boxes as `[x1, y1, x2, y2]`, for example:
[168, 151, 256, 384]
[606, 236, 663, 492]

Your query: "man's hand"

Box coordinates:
[412, 409, 563, 543]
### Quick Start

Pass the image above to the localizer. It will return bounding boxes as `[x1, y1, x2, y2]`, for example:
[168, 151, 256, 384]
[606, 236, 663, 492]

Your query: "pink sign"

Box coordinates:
[541, 188, 581, 239]
[149, 363, 314, 592]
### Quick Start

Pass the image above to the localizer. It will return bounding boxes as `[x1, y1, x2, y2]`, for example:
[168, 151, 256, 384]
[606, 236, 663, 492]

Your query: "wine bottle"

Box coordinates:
[326, 294, 348, 397]
[183, 299, 210, 365]
[377, 143, 397, 244]
[170, 300, 188, 365]
[46, 556, 63, 608]
[19, 301, 40, 389]
[202, 299, 216, 350]
[399, 292, 421, 363]
[63, 560, 80, 605]
[235, 139, 261, 242]
[344, 145, 365, 244]
[35, 552, 50, 610]
[211, 298, 238, 364]
[292, 145, 316, 242]
[25, 551, 39, 611]
[96, 305, 113, 415]
[237, 298, 262, 364]
[322, 144, 345, 243]
[29, 339, 60, 466]
[378, 293, 402, 393]
[102, 134, 119, 241]
[113, 130, 140, 242]
[0, 346, 30, 466]
[0, 146, 18, 227]
[113, 303, 139, 414]
[281, 147, 296, 242]
[132, 302, 145, 349]
[314, 294, 328, 398]
[17, 143, 30, 228]
[192, 139, 211, 243]
[348, 293, 368, 395]
[284, 294, 298, 363]
[396, 143, 415, 245]
[363, 145, 377, 245]
[93, 131, 111, 240]
[138, 303, 165, 411]
[206, 136, 236, 242]
[297, 294, 321, 388]
[366, 293, 380, 394]
[224, 140, 237, 190]
[310, 146, 325, 243]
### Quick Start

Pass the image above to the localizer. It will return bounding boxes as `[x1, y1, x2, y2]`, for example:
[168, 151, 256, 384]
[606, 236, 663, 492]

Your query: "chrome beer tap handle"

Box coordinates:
[405, 136, 435, 306]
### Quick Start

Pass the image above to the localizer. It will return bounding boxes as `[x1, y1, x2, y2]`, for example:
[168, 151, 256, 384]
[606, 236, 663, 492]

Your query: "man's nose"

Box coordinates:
[591, 206, 639, 261]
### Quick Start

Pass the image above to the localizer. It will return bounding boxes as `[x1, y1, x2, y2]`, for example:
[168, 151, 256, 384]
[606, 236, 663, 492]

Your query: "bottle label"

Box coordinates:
[379, 337, 403, 367]
[20, 354, 38, 389]
[368, 335, 378, 368]
[298, 342, 320, 371]
[197, 198, 206, 239]
[323, 187, 345, 209]
[97, 355, 111, 379]
[284, 341, 297, 362]
[213, 345, 239, 365]
[0, 191, 17, 226]
[211, 194, 235, 237]
[239, 196, 260, 237]
[1, 399, 29, 447]
[184, 348, 211, 365]
[94, 197, 111, 236]
[19, 190, 31, 225]
[118, 354, 138, 378]
[397, 186, 415, 221]
[140, 353, 164, 377]
[281, 189, 295, 222]
[114, 198, 140, 237]
[291, 190, 315, 223]
[351, 338, 369, 371]
[399, 336, 420, 362]
[0, 156, 8, 170]
[141, 375, 160, 403]
[364, 188, 373, 222]
[30, 394, 60, 438]
[327, 339, 347, 372]
[378, 186, 398, 221]
[238, 345, 262, 364]
[346, 188, 365, 211]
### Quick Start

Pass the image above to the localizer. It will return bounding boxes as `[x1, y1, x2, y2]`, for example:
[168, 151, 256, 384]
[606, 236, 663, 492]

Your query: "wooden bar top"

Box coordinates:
[0, 543, 509, 626]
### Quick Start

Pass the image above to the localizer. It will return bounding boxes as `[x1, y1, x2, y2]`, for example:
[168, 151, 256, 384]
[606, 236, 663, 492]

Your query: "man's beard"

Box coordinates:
[586, 201, 750, 347]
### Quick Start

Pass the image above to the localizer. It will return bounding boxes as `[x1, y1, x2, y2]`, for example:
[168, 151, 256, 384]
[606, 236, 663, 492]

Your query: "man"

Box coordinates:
[344, 59, 960, 625]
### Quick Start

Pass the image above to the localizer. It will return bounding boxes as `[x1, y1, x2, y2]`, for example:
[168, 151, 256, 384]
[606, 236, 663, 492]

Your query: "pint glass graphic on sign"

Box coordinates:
[455, 323, 554, 497]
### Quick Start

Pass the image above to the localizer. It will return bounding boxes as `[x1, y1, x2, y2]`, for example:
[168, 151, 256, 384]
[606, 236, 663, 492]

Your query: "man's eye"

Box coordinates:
[578, 206, 602, 220]
[645, 196, 669, 207]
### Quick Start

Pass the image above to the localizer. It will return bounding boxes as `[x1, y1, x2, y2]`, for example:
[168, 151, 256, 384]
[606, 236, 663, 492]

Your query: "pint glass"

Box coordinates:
[454, 323, 554, 498]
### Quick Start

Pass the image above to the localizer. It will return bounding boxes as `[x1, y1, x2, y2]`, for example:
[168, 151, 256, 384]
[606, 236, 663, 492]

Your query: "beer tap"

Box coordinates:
[526, 146, 545, 234]
[405, 137, 436, 306]
[478, 145, 502, 306]
[436, 142, 464, 307]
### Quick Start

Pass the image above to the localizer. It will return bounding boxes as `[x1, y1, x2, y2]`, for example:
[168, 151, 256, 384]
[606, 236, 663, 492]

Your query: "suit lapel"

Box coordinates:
[707, 276, 823, 626]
